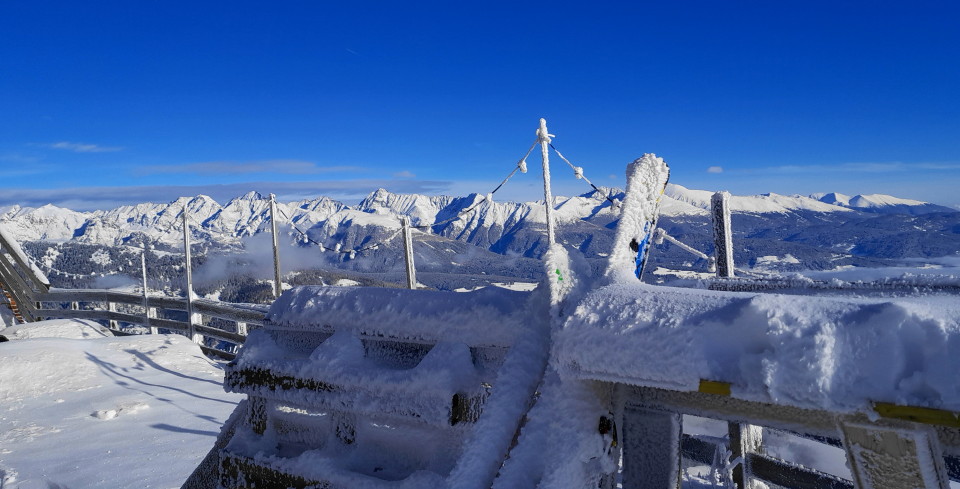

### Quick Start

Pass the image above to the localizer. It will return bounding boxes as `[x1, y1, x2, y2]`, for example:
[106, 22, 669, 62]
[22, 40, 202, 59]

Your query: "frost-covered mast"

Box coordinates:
[182, 205, 199, 343]
[269, 193, 283, 298]
[537, 118, 557, 245]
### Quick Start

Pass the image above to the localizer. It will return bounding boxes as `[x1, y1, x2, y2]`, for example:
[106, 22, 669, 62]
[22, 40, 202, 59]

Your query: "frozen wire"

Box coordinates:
[549, 143, 618, 205]
[412, 139, 538, 230]
[275, 205, 402, 256]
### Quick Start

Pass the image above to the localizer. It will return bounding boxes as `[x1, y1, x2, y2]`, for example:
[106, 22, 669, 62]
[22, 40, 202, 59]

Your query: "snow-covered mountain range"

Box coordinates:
[1, 185, 951, 248]
[2, 185, 958, 289]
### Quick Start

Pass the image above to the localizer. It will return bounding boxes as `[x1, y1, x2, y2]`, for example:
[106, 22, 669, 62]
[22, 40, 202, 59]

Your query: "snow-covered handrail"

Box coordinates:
[0, 223, 49, 290]
[0, 233, 264, 358]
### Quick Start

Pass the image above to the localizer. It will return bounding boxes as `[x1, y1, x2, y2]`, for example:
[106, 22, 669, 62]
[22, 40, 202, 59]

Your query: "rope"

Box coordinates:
[412, 139, 538, 230]
[275, 205, 403, 257]
[549, 143, 619, 206]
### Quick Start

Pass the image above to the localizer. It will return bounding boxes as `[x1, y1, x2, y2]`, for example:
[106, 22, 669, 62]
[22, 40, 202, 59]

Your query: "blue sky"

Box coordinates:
[2, 1, 959, 210]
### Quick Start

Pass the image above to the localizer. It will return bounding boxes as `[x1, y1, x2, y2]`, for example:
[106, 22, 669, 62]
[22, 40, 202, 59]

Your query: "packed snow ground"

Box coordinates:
[0, 321, 241, 489]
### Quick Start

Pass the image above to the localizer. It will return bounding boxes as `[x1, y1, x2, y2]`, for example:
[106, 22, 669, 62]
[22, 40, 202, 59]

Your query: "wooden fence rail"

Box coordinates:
[0, 231, 263, 360]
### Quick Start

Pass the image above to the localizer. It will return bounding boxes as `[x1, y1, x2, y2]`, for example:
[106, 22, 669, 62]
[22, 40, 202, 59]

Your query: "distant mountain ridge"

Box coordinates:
[2, 185, 958, 284]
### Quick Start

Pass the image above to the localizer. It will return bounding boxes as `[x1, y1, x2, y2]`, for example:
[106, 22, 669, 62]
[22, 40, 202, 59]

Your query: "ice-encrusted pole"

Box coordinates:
[182, 206, 200, 343]
[537, 118, 556, 246]
[603, 154, 670, 282]
[712, 191, 735, 278]
[269, 193, 283, 298]
[401, 216, 417, 289]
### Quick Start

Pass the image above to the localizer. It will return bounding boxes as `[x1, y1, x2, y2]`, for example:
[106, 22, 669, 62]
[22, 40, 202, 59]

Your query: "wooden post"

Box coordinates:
[728, 422, 763, 489]
[107, 301, 118, 330]
[147, 307, 158, 335]
[401, 216, 417, 289]
[182, 206, 201, 343]
[538, 118, 556, 246]
[839, 418, 950, 489]
[621, 406, 682, 489]
[269, 193, 282, 299]
[712, 191, 735, 278]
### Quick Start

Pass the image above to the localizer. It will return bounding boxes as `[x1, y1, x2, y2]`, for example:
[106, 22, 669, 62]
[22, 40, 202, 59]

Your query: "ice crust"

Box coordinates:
[554, 282, 960, 413]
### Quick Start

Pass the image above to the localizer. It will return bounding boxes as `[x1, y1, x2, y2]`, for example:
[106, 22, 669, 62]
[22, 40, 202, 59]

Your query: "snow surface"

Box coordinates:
[0, 318, 109, 340]
[266, 285, 532, 347]
[554, 282, 960, 413]
[0, 323, 241, 488]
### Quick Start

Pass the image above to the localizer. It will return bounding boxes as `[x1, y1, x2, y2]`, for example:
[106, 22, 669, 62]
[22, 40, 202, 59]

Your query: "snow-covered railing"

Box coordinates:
[0, 226, 264, 359]
[549, 280, 960, 489]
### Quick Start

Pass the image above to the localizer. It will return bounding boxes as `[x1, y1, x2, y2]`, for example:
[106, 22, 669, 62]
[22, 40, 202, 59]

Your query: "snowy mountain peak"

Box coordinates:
[810, 192, 852, 207]
[810, 192, 952, 215]
[231, 191, 266, 203]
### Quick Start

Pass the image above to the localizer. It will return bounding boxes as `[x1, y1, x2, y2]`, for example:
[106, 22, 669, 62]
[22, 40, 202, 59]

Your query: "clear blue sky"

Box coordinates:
[2, 1, 959, 210]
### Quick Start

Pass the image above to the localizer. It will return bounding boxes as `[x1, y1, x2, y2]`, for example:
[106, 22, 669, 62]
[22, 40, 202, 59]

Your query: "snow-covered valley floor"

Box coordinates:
[0, 321, 242, 489]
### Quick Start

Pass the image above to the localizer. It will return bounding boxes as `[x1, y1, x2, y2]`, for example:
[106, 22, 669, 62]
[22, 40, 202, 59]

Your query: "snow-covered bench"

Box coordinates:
[218, 285, 542, 488]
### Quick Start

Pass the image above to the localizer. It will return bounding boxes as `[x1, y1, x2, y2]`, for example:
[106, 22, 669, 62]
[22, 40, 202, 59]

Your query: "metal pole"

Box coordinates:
[269, 193, 282, 298]
[182, 206, 199, 343]
[401, 216, 417, 289]
[538, 118, 556, 246]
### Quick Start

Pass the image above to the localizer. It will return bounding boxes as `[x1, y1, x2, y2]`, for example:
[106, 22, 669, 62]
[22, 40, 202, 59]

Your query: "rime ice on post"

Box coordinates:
[712, 191, 735, 278]
[269, 193, 282, 298]
[537, 118, 556, 246]
[182, 205, 201, 343]
[603, 154, 670, 283]
[401, 216, 417, 289]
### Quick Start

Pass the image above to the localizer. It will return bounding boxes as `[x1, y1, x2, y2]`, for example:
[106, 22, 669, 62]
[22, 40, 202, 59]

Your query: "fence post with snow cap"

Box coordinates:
[401, 216, 417, 289]
[712, 190, 735, 278]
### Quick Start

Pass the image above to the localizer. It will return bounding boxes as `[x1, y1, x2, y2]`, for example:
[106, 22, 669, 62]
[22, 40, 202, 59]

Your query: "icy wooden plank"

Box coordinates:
[621, 406, 682, 489]
[839, 418, 950, 489]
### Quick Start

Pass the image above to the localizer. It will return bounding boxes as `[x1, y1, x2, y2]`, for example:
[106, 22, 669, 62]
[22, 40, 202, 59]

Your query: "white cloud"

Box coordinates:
[135, 160, 365, 176]
[393, 170, 416, 178]
[747, 161, 960, 175]
[48, 141, 123, 153]
[707, 166, 724, 173]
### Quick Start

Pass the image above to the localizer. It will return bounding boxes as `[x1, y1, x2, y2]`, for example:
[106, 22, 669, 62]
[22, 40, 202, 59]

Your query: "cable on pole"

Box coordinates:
[549, 143, 619, 206]
[275, 205, 402, 257]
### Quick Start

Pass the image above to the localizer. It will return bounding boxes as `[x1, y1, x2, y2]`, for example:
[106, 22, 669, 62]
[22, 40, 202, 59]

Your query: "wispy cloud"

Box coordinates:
[393, 170, 416, 178]
[741, 161, 960, 175]
[0, 179, 453, 211]
[47, 141, 123, 153]
[135, 160, 365, 176]
[707, 166, 724, 173]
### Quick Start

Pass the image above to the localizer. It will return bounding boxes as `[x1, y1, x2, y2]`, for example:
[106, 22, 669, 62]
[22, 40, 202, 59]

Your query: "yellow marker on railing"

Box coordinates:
[874, 402, 960, 428]
[698, 379, 732, 396]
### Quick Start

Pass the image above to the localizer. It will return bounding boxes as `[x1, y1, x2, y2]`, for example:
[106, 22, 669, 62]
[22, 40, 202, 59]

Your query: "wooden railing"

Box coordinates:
[0, 228, 264, 359]
[592, 380, 960, 489]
